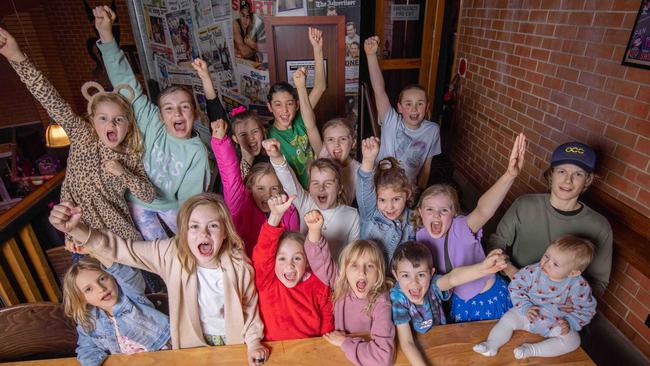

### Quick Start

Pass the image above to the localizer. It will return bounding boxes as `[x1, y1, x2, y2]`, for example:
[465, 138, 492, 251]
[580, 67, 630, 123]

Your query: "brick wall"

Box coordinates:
[601, 254, 650, 357]
[1, 0, 136, 128]
[455, 0, 650, 357]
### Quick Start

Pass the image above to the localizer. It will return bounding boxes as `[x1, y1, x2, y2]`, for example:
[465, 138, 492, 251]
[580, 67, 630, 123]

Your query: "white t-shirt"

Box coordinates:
[197, 266, 226, 336]
[318, 148, 361, 205]
[377, 107, 441, 185]
[272, 159, 360, 260]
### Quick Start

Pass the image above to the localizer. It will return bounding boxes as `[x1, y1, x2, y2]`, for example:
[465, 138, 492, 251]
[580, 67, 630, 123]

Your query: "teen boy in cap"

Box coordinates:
[487, 142, 612, 298]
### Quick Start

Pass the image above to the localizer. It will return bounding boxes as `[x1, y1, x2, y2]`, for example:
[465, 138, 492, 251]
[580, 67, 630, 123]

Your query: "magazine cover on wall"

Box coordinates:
[191, 0, 214, 29]
[306, 0, 361, 98]
[211, 0, 231, 20]
[198, 22, 238, 89]
[231, 0, 272, 69]
[167, 8, 200, 65]
[219, 86, 251, 115]
[236, 62, 270, 107]
[622, 0, 650, 69]
[275, 0, 307, 16]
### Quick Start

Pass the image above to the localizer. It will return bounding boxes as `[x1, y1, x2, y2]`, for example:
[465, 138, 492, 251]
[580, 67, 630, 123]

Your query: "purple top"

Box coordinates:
[305, 236, 395, 366]
[211, 136, 299, 258]
[416, 215, 492, 301]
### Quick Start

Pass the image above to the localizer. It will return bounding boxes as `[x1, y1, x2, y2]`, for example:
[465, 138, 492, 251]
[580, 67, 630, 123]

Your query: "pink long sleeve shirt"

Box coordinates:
[211, 136, 299, 257]
[304, 236, 395, 366]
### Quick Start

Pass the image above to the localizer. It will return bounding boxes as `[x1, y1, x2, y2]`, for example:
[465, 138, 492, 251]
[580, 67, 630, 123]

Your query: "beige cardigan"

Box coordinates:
[81, 228, 264, 349]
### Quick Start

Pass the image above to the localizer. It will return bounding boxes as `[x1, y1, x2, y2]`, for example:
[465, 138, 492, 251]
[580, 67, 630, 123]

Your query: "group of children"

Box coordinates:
[0, 4, 599, 365]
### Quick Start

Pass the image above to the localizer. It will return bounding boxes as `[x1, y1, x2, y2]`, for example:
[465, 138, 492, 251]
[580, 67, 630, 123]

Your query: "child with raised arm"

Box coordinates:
[252, 195, 334, 341]
[63, 257, 169, 366]
[0, 28, 154, 249]
[318, 118, 360, 205]
[264, 138, 360, 260]
[474, 235, 597, 360]
[390, 241, 508, 366]
[49, 193, 267, 366]
[364, 36, 440, 190]
[94, 6, 210, 240]
[414, 133, 526, 323]
[267, 28, 326, 188]
[211, 119, 299, 257]
[304, 210, 395, 366]
[191, 59, 226, 124]
[193, 58, 271, 180]
[357, 136, 415, 261]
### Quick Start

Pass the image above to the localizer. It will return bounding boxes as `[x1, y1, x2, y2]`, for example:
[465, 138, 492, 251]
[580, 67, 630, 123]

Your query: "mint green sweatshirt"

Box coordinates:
[98, 40, 210, 211]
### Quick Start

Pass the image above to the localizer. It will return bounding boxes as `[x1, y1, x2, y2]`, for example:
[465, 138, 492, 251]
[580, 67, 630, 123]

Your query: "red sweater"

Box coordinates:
[253, 222, 334, 341]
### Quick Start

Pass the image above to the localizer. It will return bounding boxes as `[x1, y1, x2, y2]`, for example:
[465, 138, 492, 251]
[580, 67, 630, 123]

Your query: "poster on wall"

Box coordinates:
[198, 22, 238, 89]
[231, 0, 272, 69]
[285, 59, 328, 88]
[219, 86, 251, 115]
[154, 55, 174, 89]
[166, 0, 191, 11]
[236, 62, 270, 106]
[622, 0, 650, 69]
[166, 8, 199, 65]
[145, 6, 169, 45]
[211, 0, 231, 20]
[131, 0, 360, 128]
[276, 0, 307, 16]
[190, 0, 214, 29]
[306, 0, 361, 95]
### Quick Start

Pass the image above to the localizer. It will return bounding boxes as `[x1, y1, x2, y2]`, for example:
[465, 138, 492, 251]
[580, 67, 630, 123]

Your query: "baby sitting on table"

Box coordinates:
[474, 235, 596, 359]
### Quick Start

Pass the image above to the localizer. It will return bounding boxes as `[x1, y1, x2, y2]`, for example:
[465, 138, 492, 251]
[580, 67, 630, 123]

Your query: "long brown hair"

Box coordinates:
[174, 193, 244, 273]
[374, 157, 412, 200]
[333, 240, 391, 315]
[62, 257, 108, 332]
[245, 162, 285, 194]
[88, 93, 144, 157]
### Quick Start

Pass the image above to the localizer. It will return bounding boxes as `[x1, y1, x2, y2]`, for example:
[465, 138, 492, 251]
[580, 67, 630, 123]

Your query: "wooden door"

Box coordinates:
[374, 0, 445, 113]
[265, 16, 346, 126]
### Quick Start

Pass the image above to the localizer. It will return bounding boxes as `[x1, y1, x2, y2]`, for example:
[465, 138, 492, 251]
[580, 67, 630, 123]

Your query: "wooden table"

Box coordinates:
[1, 320, 594, 365]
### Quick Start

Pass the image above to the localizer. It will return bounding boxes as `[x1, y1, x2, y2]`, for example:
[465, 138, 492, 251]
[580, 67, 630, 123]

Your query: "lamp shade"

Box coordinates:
[45, 123, 70, 148]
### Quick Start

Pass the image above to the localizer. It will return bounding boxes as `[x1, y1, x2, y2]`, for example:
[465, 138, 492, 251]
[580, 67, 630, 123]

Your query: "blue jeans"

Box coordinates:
[128, 202, 178, 240]
[127, 202, 178, 293]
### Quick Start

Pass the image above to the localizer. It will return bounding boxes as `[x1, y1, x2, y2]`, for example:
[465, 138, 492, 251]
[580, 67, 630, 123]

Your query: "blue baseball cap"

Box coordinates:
[550, 142, 596, 173]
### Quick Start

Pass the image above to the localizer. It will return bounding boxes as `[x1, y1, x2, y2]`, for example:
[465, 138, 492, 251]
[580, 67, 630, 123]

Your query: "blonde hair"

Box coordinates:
[322, 117, 354, 137]
[62, 257, 110, 332]
[174, 193, 244, 273]
[412, 184, 460, 228]
[374, 157, 412, 202]
[333, 240, 391, 315]
[88, 93, 144, 157]
[398, 84, 428, 103]
[548, 235, 595, 272]
[308, 158, 347, 205]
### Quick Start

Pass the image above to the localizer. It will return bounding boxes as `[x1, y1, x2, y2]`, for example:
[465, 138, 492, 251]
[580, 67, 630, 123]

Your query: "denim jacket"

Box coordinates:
[76, 263, 170, 366]
[356, 168, 415, 262]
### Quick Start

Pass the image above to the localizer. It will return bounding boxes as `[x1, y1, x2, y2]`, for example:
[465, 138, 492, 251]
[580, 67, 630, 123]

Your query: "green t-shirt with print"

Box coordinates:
[268, 112, 314, 188]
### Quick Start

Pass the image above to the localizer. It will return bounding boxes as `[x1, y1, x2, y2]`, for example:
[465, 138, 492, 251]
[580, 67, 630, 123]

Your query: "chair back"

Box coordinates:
[0, 302, 77, 362]
[45, 245, 73, 287]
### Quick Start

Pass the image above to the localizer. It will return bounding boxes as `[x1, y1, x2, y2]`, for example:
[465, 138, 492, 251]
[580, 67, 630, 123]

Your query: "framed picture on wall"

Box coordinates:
[622, 0, 650, 69]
